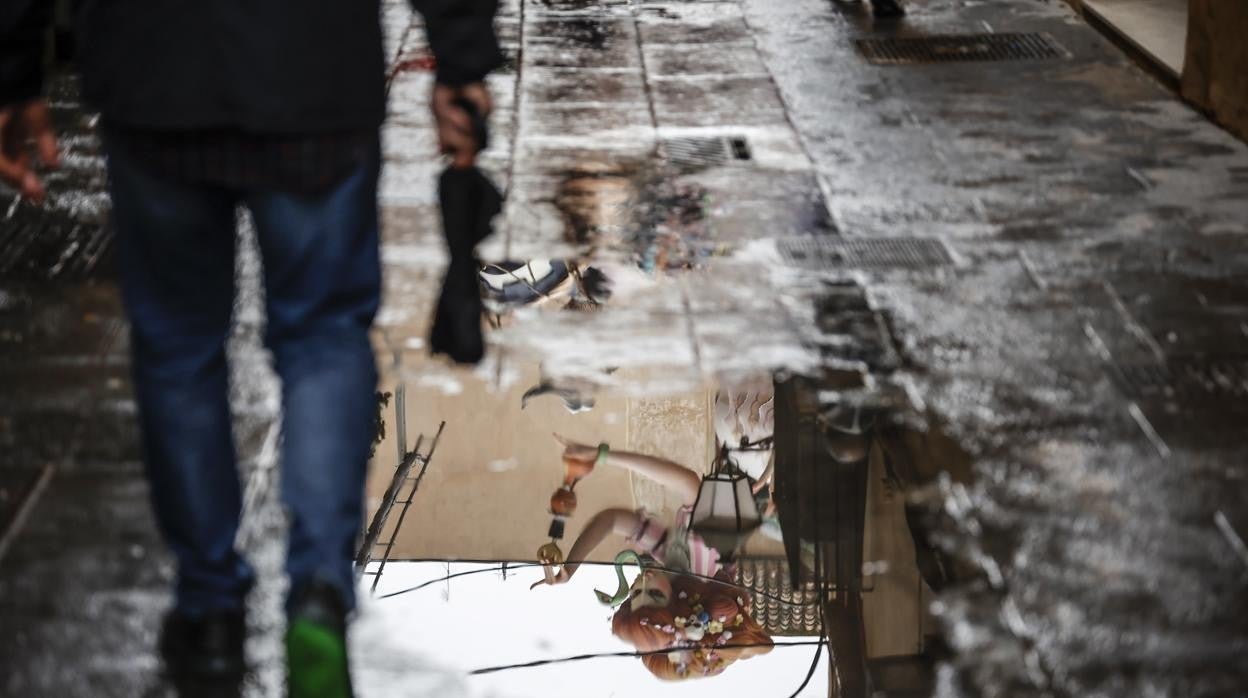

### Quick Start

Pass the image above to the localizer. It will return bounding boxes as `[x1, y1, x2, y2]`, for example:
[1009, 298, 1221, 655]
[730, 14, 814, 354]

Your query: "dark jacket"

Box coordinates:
[0, 0, 501, 133]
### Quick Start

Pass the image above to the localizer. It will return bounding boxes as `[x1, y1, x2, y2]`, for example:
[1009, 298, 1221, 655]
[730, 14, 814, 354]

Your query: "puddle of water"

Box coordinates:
[353, 358, 972, 697]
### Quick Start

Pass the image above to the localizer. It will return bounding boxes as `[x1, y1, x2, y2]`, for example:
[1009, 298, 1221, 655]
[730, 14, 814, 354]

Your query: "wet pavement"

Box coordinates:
[2, 0, 1248, 696]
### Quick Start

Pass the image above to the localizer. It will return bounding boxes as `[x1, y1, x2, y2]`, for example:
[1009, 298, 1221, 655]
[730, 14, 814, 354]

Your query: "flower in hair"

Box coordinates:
[708, 620, 723, 634]
[668, 649, 692, 676]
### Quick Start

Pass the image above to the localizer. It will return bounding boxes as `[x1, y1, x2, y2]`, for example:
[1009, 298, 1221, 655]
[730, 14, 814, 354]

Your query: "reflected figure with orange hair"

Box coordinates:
[533, 435, 774, 680]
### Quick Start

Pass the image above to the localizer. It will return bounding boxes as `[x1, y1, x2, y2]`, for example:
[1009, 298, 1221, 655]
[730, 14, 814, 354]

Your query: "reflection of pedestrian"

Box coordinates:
[533, 436, 774, 680]
[871, 0, 906, 18]
[2, 0, 500, 693]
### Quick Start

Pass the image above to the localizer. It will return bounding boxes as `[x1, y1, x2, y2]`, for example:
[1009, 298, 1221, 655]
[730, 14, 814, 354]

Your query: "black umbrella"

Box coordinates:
[429, 100, 502, 364]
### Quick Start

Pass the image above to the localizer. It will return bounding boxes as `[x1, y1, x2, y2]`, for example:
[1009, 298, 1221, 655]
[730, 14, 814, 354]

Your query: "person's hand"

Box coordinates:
[553, 433, 599, 464]
[530, 567, 574, 590]
[0, 100, 59, 204]
[751, 473, 771, 495]
[431, 82, 491, 169]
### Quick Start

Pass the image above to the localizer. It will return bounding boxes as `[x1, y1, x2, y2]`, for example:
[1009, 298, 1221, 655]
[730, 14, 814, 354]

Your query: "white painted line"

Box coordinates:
[1103, 281, 1167, 365]
[938, 236, 967, 269]
[1125, 166, 1152, 190]
[1082, 322, 1114, 363]
[1214, 511, 1248, 570]
[235, 420, 282, 549]
[1128, 402, 1171, 460]
[1017, 249, 1049, 291]
[0, 464, 56, 565]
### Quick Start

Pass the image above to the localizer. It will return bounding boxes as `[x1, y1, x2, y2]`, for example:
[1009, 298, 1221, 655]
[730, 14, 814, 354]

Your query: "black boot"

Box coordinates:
[160, 608, 247, 680]
[286, 581, 354, 698]
[871, 0, 905, 18]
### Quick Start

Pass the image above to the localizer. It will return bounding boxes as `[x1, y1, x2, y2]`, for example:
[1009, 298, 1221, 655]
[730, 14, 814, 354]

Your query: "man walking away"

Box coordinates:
[0, 0, 501, 694]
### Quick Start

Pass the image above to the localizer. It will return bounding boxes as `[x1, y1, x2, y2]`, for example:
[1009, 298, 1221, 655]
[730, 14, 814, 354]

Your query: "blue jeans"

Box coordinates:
[104, 136, 381, 617]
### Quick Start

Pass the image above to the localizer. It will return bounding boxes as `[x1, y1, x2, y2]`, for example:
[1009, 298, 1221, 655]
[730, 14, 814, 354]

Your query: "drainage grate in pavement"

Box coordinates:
[855, 33, 1065, 65]
[662, 135, 752, 169]
[1116, 360, 1248, 399]
[778, 237, 955, 270]
[0, 219, 113, 282]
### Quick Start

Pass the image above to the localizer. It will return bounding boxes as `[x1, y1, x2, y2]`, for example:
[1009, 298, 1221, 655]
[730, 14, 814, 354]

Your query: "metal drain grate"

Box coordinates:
[855, 33, 1065, 65]
[778, 237, 955, 270]
[1117, 360, 1248, 399]
[662, 135, 752, 169]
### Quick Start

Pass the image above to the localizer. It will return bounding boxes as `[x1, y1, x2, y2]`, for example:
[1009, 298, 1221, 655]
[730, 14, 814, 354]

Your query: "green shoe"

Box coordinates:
[286, 582, 353, 698]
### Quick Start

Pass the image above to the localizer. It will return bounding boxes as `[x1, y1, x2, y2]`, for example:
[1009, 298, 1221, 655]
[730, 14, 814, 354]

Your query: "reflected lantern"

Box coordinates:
[690, 444, 762, 557]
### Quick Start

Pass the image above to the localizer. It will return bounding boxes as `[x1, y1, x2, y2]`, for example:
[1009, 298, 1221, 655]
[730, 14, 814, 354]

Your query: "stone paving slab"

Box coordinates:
[742, 0, 1248, 694]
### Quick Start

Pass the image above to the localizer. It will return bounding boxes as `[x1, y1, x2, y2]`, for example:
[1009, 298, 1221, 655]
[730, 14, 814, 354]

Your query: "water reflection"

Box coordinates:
[359, 366, 967, 696]
[363, 140, 965, 697]
[480, 258, 617, 330]
[530, 431, 775, 680]
[483, 167, 722, 326]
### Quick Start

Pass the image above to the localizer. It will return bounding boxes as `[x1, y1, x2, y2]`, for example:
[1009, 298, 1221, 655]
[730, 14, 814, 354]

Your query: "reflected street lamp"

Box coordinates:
[690, 441, 764, 559]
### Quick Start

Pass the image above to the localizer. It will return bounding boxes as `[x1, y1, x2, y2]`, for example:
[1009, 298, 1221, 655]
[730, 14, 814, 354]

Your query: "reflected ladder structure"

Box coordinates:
[355, 420, 446, 594]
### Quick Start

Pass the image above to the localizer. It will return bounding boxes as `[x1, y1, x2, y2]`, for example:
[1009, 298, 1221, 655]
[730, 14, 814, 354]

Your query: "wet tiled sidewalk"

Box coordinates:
[2, 0, 1247, 696]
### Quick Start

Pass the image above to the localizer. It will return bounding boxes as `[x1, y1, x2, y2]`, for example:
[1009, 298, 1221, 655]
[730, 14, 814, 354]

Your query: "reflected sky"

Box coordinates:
[356, 562, 828, 697]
